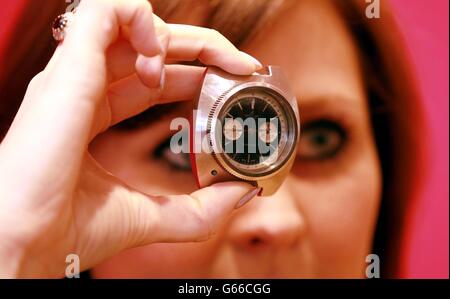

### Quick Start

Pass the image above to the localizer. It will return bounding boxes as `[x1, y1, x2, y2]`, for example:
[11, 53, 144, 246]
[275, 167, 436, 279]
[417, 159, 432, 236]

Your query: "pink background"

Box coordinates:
[389, 0, 449, 278]
[0, 0, 448, 278]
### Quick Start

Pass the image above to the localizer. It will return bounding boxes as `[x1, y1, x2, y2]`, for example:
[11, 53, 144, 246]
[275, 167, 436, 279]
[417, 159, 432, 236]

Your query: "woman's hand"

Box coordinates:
[0, 0, 261, 278]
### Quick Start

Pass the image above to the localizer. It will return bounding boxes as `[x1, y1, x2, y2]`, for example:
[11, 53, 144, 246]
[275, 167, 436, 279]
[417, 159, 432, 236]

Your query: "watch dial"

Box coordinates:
[216, 87, 295, 176]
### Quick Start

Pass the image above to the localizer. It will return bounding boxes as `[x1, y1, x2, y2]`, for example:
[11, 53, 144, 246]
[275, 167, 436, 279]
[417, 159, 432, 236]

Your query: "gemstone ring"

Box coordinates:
[52, 12, 75, 42]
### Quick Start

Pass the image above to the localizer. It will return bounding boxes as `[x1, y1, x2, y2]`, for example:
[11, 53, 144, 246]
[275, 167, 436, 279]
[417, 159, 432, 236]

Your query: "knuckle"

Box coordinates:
[207, 28, 227, 42]
[188, 194, 215, 240]
[28, 72, 45, 90]
[157, 18, 170, 38]
[205, 28, 233, 50]
[206, 28, 221, 40]
[154, 16, 170, 49]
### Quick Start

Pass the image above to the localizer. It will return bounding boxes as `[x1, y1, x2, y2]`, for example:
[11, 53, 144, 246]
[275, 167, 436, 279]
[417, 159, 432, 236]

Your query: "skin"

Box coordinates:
[90, 0, 382, 278]
[0, 0, 262, 278]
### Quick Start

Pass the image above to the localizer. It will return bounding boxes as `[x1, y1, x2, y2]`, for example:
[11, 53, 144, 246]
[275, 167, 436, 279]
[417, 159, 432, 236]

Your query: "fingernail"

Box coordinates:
[240, 52, 263, 69]
[235, 188, 261, 209]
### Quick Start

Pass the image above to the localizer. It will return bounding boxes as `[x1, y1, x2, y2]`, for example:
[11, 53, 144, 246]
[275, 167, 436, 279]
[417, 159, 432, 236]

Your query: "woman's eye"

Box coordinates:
[298, 120, 346, 160]
[153, 121, 345, 168]
[154, 136, 192, 171]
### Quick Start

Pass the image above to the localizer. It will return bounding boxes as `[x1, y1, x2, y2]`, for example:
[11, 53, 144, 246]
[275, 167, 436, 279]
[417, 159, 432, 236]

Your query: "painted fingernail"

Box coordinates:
[235, 188, 261, 209]
[240, 52, 263, 69]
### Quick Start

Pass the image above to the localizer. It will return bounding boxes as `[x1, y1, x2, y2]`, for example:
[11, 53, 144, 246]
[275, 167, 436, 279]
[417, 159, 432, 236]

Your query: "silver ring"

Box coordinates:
[52, 12, 74, 42]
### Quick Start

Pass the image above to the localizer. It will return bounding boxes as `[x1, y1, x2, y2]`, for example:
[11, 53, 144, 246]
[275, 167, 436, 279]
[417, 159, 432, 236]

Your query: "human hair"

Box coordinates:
[0, 0, 425, 277]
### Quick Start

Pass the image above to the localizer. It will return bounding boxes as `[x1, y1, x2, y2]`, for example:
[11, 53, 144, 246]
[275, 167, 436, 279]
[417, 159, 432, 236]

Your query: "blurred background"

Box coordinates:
[0, 0, 448, 278]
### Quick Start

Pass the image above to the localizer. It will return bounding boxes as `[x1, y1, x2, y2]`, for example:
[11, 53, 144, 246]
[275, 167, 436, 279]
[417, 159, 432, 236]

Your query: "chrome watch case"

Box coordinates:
[190, 66, 300, 196]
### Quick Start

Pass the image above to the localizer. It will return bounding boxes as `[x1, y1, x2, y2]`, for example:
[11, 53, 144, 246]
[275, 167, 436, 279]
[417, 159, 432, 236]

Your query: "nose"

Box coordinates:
[227, 183, 305, 252]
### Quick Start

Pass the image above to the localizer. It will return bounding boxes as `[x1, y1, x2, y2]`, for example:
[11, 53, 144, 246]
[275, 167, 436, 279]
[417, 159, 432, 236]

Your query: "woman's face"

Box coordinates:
[89, 0, 381, 278]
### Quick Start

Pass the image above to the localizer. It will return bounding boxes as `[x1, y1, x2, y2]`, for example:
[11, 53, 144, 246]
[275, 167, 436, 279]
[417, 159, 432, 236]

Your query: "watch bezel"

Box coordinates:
[208, 82, 299, 180]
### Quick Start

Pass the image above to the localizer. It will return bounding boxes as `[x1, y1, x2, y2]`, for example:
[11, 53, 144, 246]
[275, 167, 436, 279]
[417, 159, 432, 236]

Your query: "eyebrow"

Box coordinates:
[296, 94, 366, 126]
[297, 94, 361, 108]
[297, 93, 367, 116]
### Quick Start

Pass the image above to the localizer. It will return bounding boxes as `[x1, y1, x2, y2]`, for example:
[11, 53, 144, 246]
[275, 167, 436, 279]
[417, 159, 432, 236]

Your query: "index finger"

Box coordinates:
[66, 0, 162, 56]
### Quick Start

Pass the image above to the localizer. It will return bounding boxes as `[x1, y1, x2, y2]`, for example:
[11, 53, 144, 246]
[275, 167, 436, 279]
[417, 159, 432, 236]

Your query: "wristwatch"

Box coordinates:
[190, 66, 300, 196]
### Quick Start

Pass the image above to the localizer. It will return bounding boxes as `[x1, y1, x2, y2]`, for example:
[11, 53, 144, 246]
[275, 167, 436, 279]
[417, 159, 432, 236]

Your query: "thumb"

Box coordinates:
[150, 183, 260, 243]
[77, 156, 260, 268]
[121, 182, 260, 248]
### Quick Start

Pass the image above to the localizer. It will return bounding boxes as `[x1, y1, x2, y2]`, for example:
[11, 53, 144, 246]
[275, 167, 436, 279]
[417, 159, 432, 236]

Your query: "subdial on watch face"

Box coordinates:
[258, 120, 278, 143]
[219, 88, 287, 173]
[223, 118, 243, 141]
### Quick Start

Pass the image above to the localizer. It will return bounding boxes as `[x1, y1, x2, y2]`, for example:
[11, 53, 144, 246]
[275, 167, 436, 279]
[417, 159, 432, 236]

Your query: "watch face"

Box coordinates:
[214, 87, 297, 177]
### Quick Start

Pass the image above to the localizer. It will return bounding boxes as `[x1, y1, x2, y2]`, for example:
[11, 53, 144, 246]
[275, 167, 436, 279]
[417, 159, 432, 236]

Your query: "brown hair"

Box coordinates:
[0, 0, 425, 277]
[334, 1, 426, 277]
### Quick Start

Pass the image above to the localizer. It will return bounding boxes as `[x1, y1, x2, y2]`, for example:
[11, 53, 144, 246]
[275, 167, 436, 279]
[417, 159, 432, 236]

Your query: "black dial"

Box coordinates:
[214, 87, 294, 176]
[221, 96, 281, 165]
